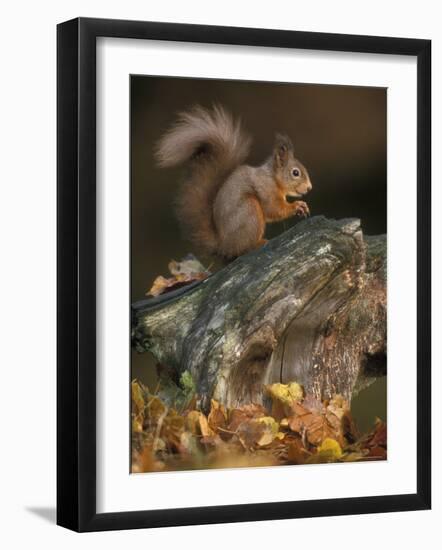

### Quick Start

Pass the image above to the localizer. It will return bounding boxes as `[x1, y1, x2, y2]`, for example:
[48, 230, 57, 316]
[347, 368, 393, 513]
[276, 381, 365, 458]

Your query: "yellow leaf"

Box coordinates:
[131, 380, 147, 434]
[153, 438, 166, 452]
[185, 410, 214, 437]
[317, 438, 343, 459]
[185, 410, 202, 435]
[131, 380, 146, 415]
[132, 417, 144, 434]
[208, 399, 227, 432]
[256, 416, 280, 447]
[266, 382, 304, 405]
[257, 416, 279, 431]
[147, 396, 167, 423]
[198, 413, 214, 438]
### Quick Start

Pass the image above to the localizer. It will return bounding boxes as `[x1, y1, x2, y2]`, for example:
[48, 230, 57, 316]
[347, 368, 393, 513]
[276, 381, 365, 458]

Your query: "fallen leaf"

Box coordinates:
[131, 380, 147, 414]
[161, 413, 185, 449]
[288, 403, 338, 446]
[131, 380, 148, 432]
[132, 445, 165, 473]
[147, 255, 210, 297]
[198, 412, 215, 438]
[208, 399, 228, 434]
[228, 403, 267, 432]
[367, 446, 387, 459]
[186, 410, 202, 435]
[146, 396, 167, 426]
[286, 436, 311, 464]
[266, 382, 304, 420]
[266, 382, 303, 405]
[317, 438, 343, 459]
[131, 377, 387, 471]
[185, 410, 214, 438]
[255, 416, 280, 447]
[365, 418, 387, 448]
[302, 394, 325, 414]
[168, 255, 208, 277]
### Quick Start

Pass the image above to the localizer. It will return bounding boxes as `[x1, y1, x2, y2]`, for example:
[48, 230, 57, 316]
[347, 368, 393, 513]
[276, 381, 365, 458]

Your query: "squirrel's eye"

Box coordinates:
[292, 168, 300, 177]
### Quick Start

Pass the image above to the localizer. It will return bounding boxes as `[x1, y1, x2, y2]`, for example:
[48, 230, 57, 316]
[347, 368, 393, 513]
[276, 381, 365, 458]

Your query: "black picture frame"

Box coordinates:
[57, 17, 431, 532]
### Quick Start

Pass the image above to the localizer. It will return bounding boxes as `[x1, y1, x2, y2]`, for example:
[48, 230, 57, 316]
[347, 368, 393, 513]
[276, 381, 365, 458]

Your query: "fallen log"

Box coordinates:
[132, 216, 386, 409]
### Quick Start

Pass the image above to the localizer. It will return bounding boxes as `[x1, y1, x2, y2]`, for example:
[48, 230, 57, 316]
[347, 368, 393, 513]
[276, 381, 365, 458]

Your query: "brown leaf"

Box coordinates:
[302, 393, 325, 414]
[208, 399, 227, 433]
[198, 413, 215, 438]
[288, 394, 355, 448]
[185, 410, 214, 438]
[286, 436, 311, 464]
[227, 403, 267, 432]
[131, 380, 148, 433]
[236, 416, 279, 449]
[185, 410, 202, 435]
[131, 445, 165, 473]
[306, 415, 337, 446]
[146, 396, 167, 425]
[255, 417, 279, 447]
[147, 255, 210, 297]
[366, 419, 387, 448]
[266, 382, 304, 420]
[238, 403, 268, 417]
[357, 418, 387, 457]
[161, 414, 185, 449]
[288, 403, 338, 447]
[367, 446, 387, 459]
[131, 380, 147, 415]
[236, 419, 266, 449]
[130, 376, 386, 471]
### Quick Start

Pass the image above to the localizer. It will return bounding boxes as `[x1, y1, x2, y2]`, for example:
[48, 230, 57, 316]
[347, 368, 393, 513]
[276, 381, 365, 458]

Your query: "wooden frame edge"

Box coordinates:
[57, 17, 431, 532]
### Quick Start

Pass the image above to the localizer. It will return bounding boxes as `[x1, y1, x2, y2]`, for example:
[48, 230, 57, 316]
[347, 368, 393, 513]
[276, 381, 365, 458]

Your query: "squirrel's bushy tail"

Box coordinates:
[156, 105, 251, 255]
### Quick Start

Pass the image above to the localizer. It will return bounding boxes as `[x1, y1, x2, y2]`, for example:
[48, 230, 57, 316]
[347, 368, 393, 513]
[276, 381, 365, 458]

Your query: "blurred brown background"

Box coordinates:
[131, 75, 387, 431]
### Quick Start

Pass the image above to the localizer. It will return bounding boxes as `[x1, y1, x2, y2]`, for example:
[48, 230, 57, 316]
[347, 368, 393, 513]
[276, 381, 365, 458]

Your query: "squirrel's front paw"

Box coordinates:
[294, 201, 310, 218]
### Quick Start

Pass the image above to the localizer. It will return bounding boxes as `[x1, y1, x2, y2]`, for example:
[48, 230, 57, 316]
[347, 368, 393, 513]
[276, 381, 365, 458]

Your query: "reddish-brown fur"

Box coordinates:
[156, 105, 312, 259]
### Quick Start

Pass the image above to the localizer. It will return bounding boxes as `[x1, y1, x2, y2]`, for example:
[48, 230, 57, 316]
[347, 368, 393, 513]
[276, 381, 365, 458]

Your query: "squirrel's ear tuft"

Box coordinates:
[274, 133, 293, 166]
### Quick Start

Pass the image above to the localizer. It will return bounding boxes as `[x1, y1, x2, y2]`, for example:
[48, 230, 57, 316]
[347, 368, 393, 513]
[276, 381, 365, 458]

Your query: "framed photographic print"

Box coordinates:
[57, 17, 431, 532]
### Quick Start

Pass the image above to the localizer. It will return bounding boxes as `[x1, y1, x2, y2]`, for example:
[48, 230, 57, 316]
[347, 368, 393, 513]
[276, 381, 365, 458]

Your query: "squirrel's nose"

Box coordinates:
[307, 182, 312, 192]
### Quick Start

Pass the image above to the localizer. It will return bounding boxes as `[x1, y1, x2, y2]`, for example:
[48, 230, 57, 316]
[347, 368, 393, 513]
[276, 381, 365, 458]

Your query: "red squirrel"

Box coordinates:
[156, 105, 312, 259]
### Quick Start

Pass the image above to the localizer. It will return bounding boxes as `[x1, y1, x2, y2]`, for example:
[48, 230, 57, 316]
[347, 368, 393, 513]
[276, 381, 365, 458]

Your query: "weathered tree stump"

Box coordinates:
[132, 216, 386, 409]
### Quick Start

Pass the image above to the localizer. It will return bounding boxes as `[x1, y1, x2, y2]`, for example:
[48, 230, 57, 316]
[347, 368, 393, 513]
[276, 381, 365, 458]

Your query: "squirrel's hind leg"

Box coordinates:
[214, 194, 265, 258]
